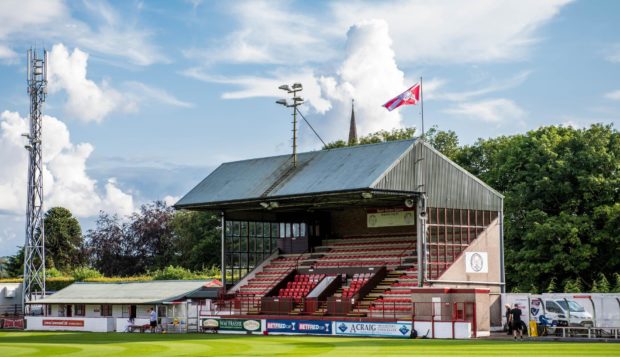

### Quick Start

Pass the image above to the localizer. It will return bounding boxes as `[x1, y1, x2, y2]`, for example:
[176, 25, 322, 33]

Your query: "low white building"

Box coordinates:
[26, 280, 221, 332]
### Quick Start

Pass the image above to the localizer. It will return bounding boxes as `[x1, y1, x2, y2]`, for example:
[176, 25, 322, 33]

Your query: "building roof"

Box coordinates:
[175, 139, 417, 209]
[34, 280, 219, 305]
[176, 139, 504, 211]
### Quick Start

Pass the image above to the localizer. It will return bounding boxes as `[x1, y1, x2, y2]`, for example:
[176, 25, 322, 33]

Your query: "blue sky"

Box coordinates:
[0, 0, 619, 256]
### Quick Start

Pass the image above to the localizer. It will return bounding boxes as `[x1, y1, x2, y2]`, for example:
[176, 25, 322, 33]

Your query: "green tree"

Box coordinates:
[563, 278, 583, 293]
[455, 124, 620, 292]
[546, 278, 558, 293]
[323, 127, 417, 149]
[613, 273, 620, 293]
[5, 247, 24, 278]
[425, 127, 460, 160]
[593, 273, 611, 293]
[44, 207, 84, 271]
[151, 265, 194, 280]
[171, 210, 220, 271]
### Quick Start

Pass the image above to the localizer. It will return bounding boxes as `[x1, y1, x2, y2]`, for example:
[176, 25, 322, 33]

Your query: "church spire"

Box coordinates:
[348, 98, 358, 145]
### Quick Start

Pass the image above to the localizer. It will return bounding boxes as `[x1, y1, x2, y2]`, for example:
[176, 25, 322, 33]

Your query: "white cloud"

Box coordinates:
[184, 0, 335, 65]
[124, 82, 194, 108]
[163, 195, 180, 207]
[192, 0, 571, 66]
[605, 44, 620, 63]
[330, 0, 572, 64]
[48, 43, 136, 122]
[0, 0, 165, 66]
[0, 110, 134, 217]
[443, 99, 526, 124]
[431, 71, 531, 102]
[184, 19, 410, 140]
[316, 19, 407, 135]
[604, 90, 620, 101]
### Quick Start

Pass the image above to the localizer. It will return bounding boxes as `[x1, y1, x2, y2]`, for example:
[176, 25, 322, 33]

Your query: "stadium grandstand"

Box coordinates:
[175, 139, 504, 334]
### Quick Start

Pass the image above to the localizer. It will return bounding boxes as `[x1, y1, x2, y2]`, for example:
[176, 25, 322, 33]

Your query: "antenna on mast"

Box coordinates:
[23, 47, 47, 313]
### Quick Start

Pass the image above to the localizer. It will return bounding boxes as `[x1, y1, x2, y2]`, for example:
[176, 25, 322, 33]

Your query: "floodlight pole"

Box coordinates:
[276, 84, 304, 167]
[23, 48, 47, 313]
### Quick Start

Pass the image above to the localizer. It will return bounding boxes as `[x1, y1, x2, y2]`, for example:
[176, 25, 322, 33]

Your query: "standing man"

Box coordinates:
[149, 308, 158, 333]
[505, 304, 513, 335]
[510, 303, 524, 340]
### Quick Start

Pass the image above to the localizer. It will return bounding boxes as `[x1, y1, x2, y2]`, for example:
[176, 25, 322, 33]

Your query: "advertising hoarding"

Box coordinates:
[335, 321, 412, 337]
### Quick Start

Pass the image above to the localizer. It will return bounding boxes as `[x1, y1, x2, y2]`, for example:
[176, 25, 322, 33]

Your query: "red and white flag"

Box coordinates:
[382, 83, 421, 111]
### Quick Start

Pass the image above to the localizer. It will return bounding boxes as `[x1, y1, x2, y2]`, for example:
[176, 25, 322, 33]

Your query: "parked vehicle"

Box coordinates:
[531, 298, 594, 328]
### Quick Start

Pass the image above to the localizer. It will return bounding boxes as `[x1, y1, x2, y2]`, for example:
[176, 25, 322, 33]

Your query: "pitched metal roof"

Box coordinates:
[34, 280, 218, 304]
[175, 139, 417, 208]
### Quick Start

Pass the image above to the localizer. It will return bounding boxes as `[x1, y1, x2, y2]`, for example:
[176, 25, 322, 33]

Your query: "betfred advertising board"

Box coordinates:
[335, 321, 412, 337]
[266, 320, 332, 335]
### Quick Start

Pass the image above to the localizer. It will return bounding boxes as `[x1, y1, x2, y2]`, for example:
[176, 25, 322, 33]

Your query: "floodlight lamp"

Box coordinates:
[292, 83, 303, 90]
[404, 199, 415, 208]
[293, 97, 304, 102]
[269, 202, 279, 209]
[24, 145, 32, 151]
[361, 192, 373, 199]
[260, 202, 270, 209]
[276, 99, 288, 106]
[279, 84, 291, 91]
[21, 133, 30, 139]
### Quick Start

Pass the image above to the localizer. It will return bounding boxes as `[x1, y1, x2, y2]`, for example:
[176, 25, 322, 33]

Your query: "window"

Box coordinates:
[100, 304, 112, 317]
[74, 304, 85, 316]
[546, 301, 563, 313]
[46, 304, 52, 316]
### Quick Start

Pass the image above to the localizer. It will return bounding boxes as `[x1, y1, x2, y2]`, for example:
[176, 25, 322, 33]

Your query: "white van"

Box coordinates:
[531, 298, 594, 327]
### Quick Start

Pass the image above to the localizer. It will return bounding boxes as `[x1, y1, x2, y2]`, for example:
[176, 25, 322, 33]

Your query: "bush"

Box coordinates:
[47, 277, 75, 291]
[46, 267, 65, 278]
[71, 267, 103, 281]
[196, 266, 221, 279]
[151, 266, 195, 280]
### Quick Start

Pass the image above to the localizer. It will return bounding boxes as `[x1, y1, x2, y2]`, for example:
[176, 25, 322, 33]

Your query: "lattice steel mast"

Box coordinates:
[22, 48, 47, 312]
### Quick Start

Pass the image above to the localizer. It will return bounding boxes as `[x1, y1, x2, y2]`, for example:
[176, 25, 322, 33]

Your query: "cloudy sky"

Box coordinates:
[1, 0, 619, 256]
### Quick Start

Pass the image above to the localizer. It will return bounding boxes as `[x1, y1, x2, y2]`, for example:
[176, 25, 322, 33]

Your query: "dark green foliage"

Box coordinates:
[170, 210, 220, 271]
[323, 127, 417, 149]
[546, 278, 557, 293]
[151, 265, 194, 280]
[563, 277, 583, 293]
[44, 207, 84, 271]
[425, 127, 460, 160]
[4, 247, 24, 278]
[455, 124, 620, 292]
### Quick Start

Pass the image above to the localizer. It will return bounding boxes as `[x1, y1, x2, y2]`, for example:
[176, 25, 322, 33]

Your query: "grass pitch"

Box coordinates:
[0, 332, 618, 356]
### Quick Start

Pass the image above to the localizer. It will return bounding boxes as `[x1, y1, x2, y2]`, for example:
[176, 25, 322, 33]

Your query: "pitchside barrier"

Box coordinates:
[208, 299, 477, 339]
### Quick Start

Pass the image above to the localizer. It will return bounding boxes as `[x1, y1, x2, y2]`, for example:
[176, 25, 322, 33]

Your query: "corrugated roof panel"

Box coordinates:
[176, 140, 416, 206]
[37, 280, 212, 304]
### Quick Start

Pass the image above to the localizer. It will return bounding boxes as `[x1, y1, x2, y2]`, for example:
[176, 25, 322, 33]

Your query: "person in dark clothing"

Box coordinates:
[510, 304, 524, 339]
[505, 304, 513, 335]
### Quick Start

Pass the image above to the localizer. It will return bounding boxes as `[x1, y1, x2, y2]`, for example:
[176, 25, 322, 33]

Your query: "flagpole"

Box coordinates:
[420, 76, 424, 139]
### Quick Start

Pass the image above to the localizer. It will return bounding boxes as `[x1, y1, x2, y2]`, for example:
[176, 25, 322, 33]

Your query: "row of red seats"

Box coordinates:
[278, 274, 325, 300]
[392, 282, 418, 287]
[374, 298, 412, 303]
[314, 261, 388, 267]
[369, 305, 412, 311]
[330, 239, 414, 247]
[320, 254, 404, 260]
[329, 247, 414, 253]
[342, 273, 372, 298]
[383, 289, 412, 294]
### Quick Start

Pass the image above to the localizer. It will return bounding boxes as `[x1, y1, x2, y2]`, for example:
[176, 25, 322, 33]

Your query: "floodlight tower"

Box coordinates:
[22, 48, 48, 312]
[276, 83, 303, 167]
